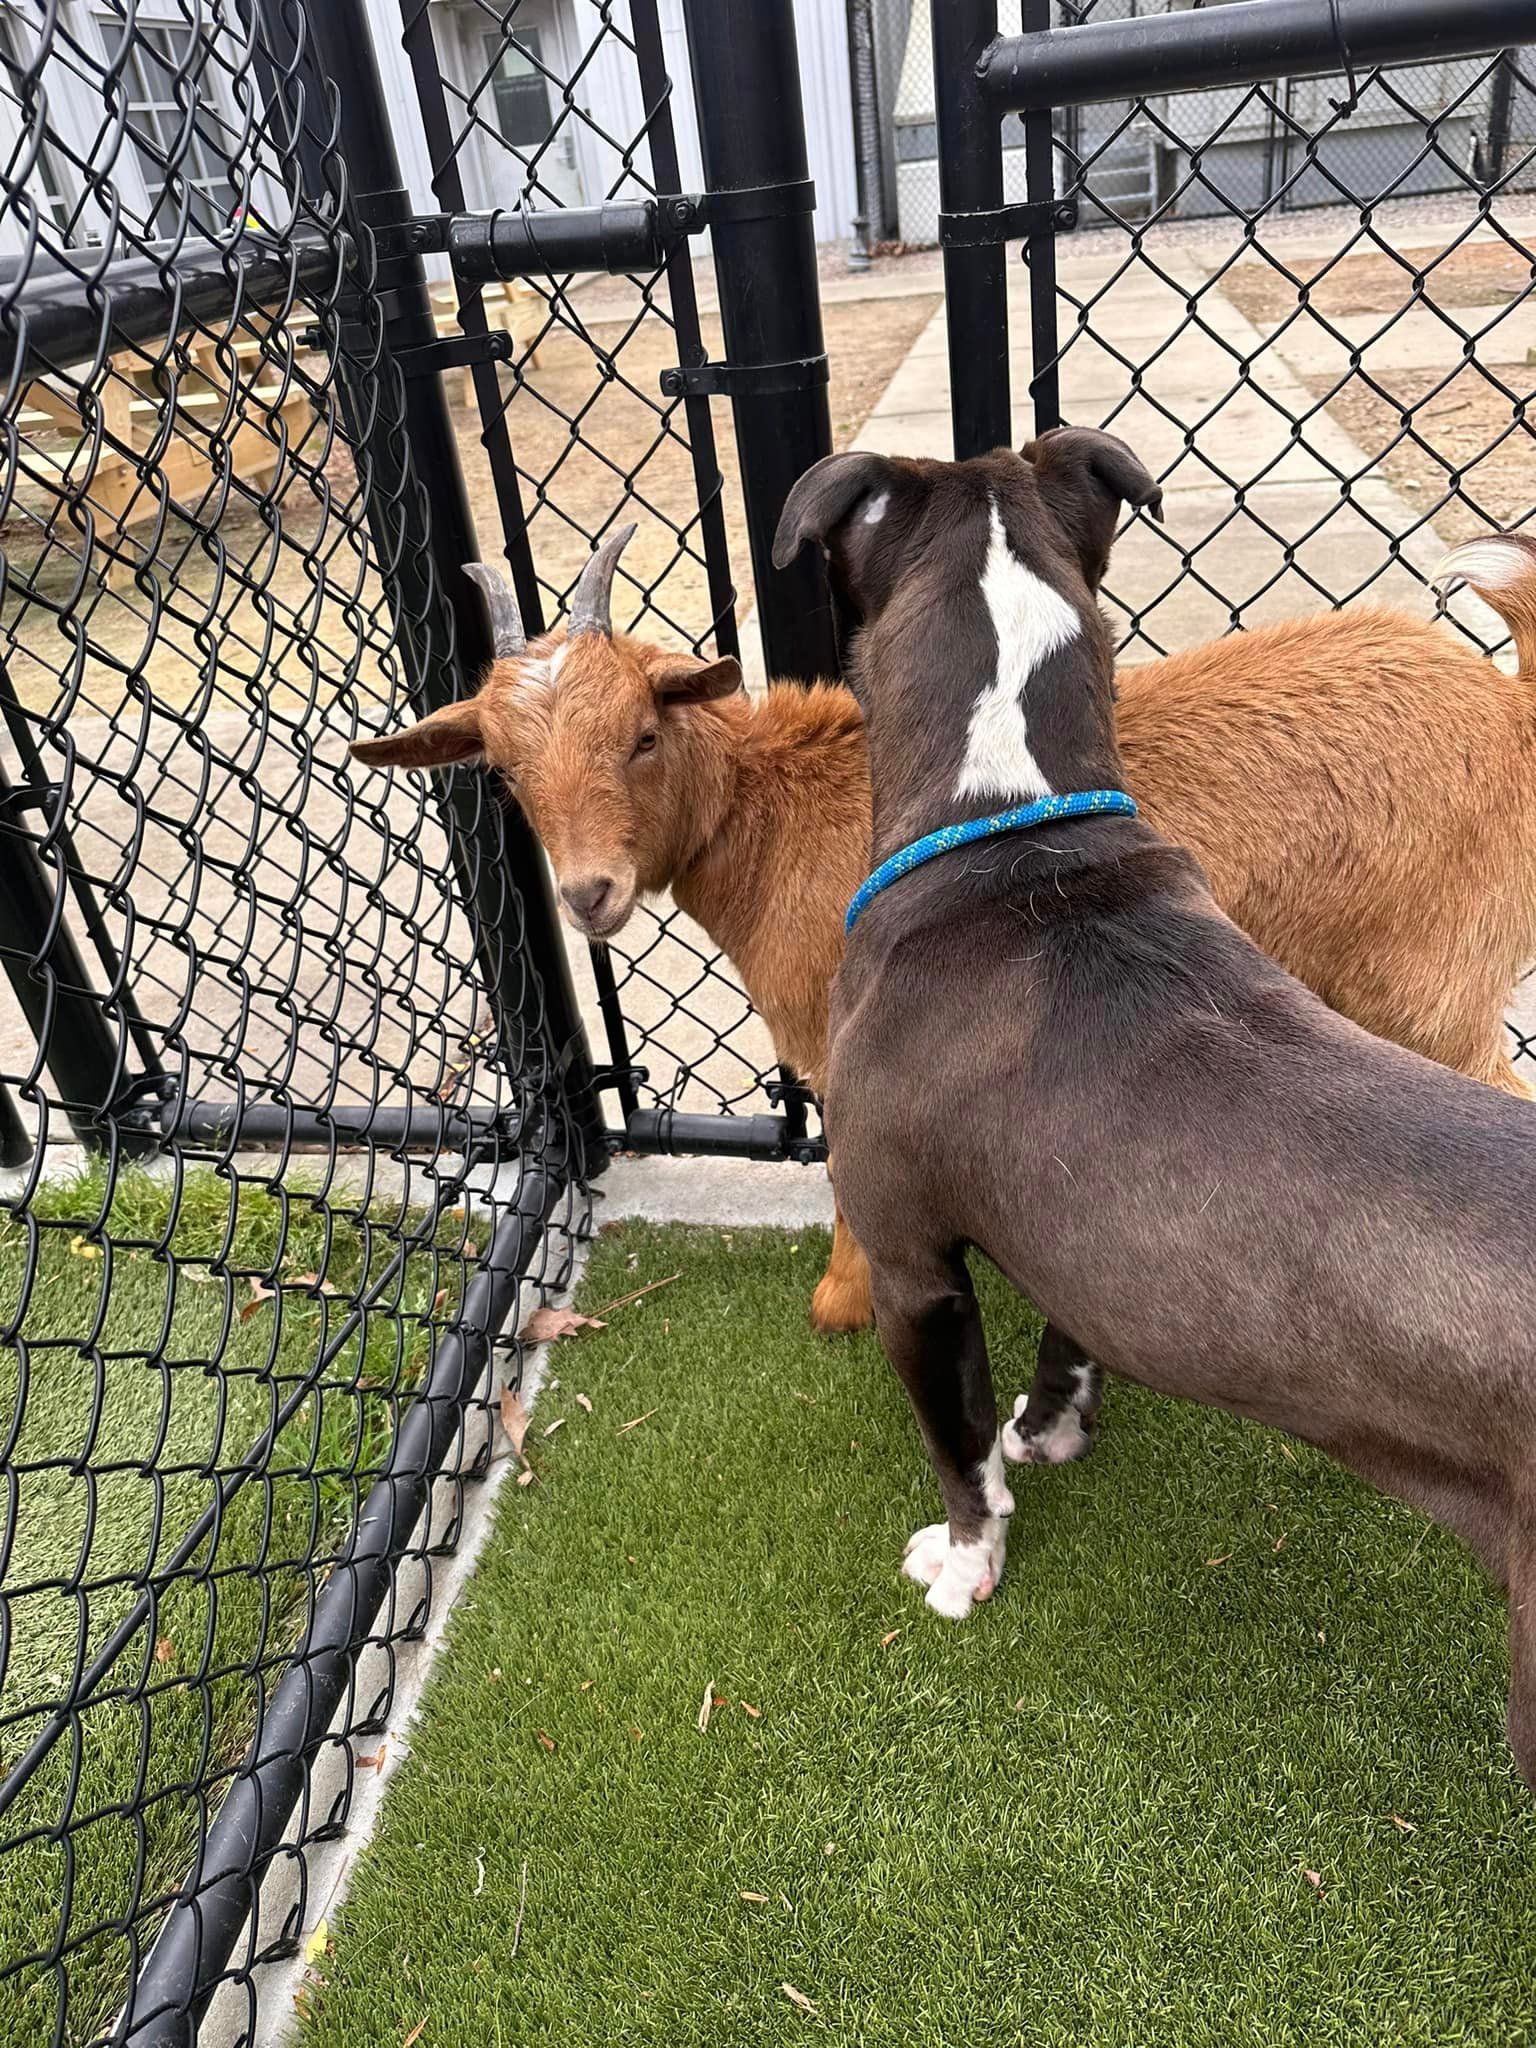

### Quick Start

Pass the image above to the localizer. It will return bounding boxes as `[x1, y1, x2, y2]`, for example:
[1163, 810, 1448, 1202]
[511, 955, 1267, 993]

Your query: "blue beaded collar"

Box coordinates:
[845, 788, 1138, 934]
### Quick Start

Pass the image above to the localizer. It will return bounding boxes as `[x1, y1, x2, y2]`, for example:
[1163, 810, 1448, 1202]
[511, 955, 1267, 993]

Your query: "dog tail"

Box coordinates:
[1434, 531, 1536, 680]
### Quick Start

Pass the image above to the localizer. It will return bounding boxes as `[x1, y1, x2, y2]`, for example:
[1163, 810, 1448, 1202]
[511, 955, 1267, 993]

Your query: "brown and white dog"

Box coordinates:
[774, 433, 1536, 1786]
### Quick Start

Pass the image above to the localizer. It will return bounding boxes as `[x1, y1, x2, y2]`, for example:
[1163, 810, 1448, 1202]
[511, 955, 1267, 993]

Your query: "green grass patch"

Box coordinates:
[0, 1164, 473, 2045]
[300, 1222, 1536, 2048]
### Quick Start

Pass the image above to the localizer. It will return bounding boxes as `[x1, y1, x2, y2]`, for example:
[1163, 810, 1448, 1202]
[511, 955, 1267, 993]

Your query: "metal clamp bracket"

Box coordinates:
[394, 327, 518, 380]
[938, 196, 1077, 247]
[660, 353, 829, 400]
[657, 177, 817, 238]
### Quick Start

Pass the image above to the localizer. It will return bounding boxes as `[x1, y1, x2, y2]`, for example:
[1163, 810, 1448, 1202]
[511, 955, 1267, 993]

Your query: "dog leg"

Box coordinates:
[873, 1258, 1013, 1621]
[811, 1201, 876, 1334]
[1003, 1324, 1101, 1466]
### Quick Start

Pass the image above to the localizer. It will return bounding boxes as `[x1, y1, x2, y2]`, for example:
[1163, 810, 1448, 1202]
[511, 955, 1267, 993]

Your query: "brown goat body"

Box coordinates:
[353, 552, 1536, 1337]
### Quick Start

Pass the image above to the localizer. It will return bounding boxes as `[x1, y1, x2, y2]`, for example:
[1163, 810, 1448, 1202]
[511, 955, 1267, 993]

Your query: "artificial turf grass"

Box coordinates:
[0, 1165, 472, 2047]
[301, 1222, 1536, 2048]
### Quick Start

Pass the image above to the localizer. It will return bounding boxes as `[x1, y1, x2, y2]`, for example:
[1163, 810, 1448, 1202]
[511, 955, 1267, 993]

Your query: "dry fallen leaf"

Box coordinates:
[575, 1393, 593, 1414]
[536, 1729, 555, 1753]
[781, 1983, 818, 2016]
[354, 1744, 387, 1771]
[1204, 1553, 1233, 1568]
[794, 1391, 816, 1406]
[1273, 1533, 1288, 1552]
[542, 1416, 566, 1438]
[879, 1629, 902, 1649]
[516, 1468, 537, 1487]
[1390, 1814, 1418, 1833]
[154, 1636, 175, 1665]
[741, 1701, 762, 1719]
[616, 1409, 657, 1435]
[240, 1277, 276, 1322]
[580, 1679, 594, 1692]
[739, 1890, 770, 1903]
[402, 2023, 427, 2048]
[431, 1287, 448, 1312]
[698, 1679, 717, 1734]
[291, 1271, 339, 1296]
[303, 1918, 330, 1966]
[499, 1388, 530, 1459]
[520, 1304, 607, 1344]
[1303, 1868, 1325, 1894]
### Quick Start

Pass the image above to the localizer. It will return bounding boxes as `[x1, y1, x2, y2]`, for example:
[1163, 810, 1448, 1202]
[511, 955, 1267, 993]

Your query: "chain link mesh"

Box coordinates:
[0, 4, 585, 2040]
[1024, 16, 1536, 1063]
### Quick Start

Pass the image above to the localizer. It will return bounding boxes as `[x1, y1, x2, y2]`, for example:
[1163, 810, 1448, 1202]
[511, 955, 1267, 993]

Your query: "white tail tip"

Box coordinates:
[1432, 534, 1536, 595]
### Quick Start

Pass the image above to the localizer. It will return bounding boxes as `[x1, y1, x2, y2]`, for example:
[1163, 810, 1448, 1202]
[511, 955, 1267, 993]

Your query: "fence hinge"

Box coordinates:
[659, 353, 829, 400]
[938, 196, 1077, 247]
[655, 178, 817, 239]
[394, 327, 518, 379]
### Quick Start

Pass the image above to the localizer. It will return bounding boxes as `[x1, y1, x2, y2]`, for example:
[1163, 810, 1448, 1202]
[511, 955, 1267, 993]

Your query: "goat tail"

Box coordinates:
[1435, 531, 1536, 682]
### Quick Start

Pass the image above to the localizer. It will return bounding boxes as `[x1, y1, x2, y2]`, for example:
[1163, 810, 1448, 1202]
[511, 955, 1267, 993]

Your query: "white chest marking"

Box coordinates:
[954, 499, 1079, 805]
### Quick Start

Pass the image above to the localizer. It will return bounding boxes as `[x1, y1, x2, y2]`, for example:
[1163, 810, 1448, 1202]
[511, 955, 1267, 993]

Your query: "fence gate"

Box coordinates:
[0, 1, 836, 2042]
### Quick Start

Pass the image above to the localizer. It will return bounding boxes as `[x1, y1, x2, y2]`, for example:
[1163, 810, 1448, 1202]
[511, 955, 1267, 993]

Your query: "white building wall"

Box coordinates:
[364, 0, 858, 245]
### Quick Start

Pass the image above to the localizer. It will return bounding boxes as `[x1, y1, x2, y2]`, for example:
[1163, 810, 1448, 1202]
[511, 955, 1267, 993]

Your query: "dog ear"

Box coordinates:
[771, 452, 899, 569]
[1022, 426, 1163, 590]
[350, 698, 485, 770]
[647, 654, 745, 703]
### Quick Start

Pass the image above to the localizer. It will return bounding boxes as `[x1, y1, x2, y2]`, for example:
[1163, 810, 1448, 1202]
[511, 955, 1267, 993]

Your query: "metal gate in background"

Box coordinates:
[0, 1, 837, 2042]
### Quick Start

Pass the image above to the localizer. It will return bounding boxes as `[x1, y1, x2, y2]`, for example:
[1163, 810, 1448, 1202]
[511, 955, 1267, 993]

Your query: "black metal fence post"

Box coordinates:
[1021, 0, 1062, 437]
[1487, 49, 1518, 183]
[675, 0, 838, 683]
[0, 761, 151, 1153]
[297, 0, 605, 1179]
[932, 0, 1011, 459]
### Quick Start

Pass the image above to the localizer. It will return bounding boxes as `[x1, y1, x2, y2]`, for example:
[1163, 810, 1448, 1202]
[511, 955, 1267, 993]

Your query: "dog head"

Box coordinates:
[772, 435, 1159, 826]
[771, 429, 1161, 632]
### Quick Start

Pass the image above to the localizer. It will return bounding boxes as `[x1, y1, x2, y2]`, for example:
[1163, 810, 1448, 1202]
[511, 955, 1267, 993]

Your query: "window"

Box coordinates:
[0, 13, 79, 241]
[483, 28, 553, 150]
[121, 22, 236, 235]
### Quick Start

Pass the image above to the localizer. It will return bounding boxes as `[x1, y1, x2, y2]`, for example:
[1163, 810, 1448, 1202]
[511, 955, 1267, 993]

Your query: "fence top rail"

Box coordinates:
[977, 0, 1536, 116]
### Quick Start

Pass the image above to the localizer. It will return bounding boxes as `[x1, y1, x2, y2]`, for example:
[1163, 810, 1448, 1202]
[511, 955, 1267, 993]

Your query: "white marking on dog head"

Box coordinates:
[954, 497, 1079, 805]
[862, 490, 890, 526]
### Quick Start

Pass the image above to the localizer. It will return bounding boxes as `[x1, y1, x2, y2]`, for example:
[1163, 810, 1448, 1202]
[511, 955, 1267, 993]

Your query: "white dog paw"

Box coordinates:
[901, 1522, 950, 1588]
[1002, 1369, 1098, 1466]
[901, 1519, 1007, 1620]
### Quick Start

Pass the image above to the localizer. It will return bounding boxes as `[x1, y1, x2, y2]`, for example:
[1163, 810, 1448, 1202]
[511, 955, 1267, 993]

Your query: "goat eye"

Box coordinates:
[632, 730, 659, 757]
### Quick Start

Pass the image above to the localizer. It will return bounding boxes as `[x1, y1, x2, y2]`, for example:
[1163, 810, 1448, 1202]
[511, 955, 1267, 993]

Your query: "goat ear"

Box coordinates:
[350, 698, 485, 771]
[650, 655, 744, 704]
[772, 451, 898, 568]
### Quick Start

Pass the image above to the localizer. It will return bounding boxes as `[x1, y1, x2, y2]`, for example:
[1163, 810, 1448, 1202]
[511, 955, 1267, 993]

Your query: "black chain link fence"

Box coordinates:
[0, 1, 596, 2040]
[931, 1, 1536, 1066]
[394, 0, 803, 1141]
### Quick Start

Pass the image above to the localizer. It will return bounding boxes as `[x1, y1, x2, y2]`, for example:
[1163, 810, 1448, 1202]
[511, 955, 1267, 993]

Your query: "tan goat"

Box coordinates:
[351, 524, 1536, 1335]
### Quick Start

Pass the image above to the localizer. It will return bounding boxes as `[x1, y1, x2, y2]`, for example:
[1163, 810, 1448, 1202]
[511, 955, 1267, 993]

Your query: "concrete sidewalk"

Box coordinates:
[853, 222, 1533, 658]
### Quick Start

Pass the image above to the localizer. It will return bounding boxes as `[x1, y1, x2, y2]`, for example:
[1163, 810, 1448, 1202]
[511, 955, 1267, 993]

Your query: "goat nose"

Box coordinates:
[561, 875, 615, 925]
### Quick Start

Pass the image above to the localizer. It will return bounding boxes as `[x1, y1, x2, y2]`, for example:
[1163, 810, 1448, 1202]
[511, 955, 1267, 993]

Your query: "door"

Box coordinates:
[468, 4, 585, 210]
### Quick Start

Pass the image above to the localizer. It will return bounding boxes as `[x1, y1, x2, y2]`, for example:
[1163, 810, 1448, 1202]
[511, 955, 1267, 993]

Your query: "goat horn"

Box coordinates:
[567, 522, 636, 639]
[462, 562, 527, 661]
